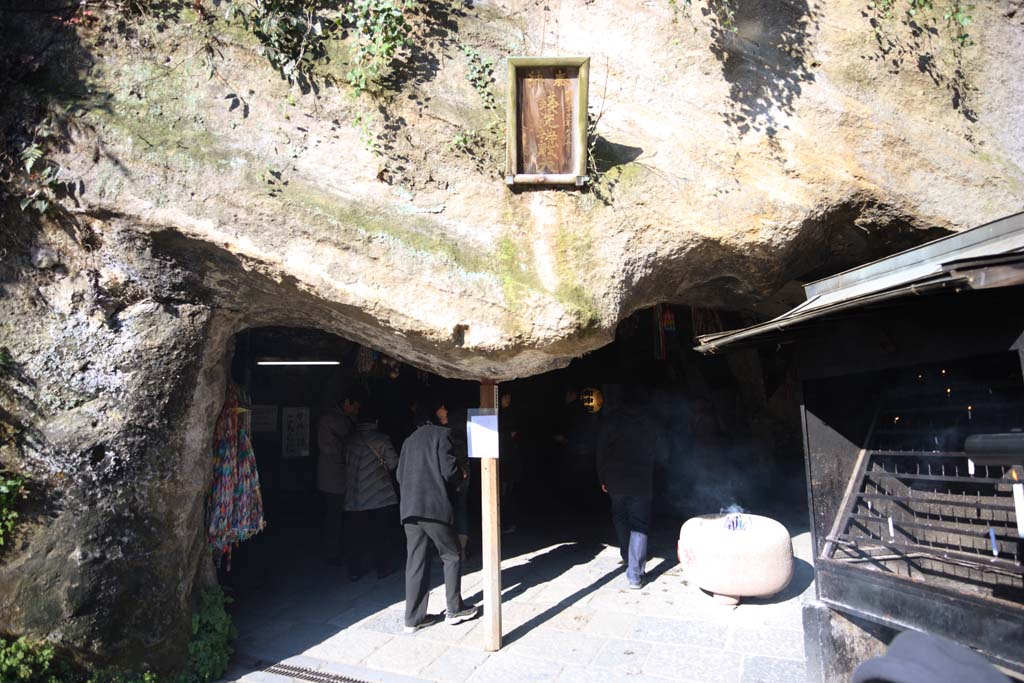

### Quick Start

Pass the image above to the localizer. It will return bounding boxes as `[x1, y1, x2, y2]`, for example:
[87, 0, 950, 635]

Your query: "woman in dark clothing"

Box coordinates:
[396, 396, 478, 633]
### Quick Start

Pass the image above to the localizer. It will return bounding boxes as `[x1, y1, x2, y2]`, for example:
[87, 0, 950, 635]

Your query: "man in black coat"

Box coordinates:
[396, 396, 478, 632]
[596, 395, 663, 590]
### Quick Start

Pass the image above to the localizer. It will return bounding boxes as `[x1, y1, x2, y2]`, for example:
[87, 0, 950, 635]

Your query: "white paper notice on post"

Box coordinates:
[1013, 482, 1023, 538]
[467, 409, 499, 459]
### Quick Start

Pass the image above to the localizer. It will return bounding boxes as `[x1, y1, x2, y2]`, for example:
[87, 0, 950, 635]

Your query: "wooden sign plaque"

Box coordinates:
[506, 56, 590, 186]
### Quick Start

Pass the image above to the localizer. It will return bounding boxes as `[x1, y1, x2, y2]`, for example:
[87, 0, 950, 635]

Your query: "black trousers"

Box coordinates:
[347, 504, 399, 576]
[403, 518, 462, 627]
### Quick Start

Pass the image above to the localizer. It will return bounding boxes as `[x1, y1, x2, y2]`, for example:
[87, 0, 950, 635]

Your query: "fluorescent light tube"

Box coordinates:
[256, 361, 340, 366]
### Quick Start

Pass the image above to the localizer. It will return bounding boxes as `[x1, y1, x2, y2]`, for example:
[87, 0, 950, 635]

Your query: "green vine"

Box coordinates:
[345, 0, 417, 97]
[867, 0, 974, 46]
[458, 43, 495, 110]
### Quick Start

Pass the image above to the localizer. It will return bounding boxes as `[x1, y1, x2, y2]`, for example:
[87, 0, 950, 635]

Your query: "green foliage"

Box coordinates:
[448, 129, 481, 154]
[225, 0, 341, 88]
[181, 588, 234, 683]
[345, 0, 417, 96]
[667, 0, 738, 32]
[867, 0, 973, 46]
[0, 637, 157, 683]
[84, 668, 159, 683]
[0, 589, 232, 683]
[0, 637, 63, 683]
[224, 0, 417, 94]
[943, 1, 973, 47]
[1, 114, 70, 215]
[0, 469, 24, 548]
[458, 44, 495, 109]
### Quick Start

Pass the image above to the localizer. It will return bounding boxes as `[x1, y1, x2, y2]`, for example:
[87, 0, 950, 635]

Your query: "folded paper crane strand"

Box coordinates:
[207, 384, 266, 568]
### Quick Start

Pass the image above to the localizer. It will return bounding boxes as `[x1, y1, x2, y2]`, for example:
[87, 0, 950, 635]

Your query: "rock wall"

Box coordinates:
[1, 0, 1023, 671]
[6, 0, 1022, 379]
[0, 212, 232, 668]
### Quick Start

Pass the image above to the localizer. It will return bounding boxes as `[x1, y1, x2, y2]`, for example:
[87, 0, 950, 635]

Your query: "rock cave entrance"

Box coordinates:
[213, 306, 808, 671]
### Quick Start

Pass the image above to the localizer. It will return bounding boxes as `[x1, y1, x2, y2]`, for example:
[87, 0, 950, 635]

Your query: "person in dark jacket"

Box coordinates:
[498, 389, 522, 534]
[317, 390, 361, 564]
[852, 630, 1009, 683]
[396, 396, 478, 632]
[596, 396, 663, 589]
[342, 402, 400, 581]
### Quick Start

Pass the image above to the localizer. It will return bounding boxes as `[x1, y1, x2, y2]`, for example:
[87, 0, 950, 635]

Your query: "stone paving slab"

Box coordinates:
[645, 643, 744, 682]
[220, 527, 814, 683]
[302, 628, 393, 665]
[419, 646, 492, 683]
[363, 637, 449, 676]
[503, 627, 607, 666]
[740, 656, 809, 683]
[725, 625, 805, 660]
[591, 638, 653, 675]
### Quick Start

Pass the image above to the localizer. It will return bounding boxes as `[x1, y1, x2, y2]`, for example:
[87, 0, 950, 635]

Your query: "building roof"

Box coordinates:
[694, 211, 1024, 353]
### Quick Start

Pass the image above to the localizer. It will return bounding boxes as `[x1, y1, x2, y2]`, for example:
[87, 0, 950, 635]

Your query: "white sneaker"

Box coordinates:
[445, 606, 479, 625]
[403, 623, 424, 634]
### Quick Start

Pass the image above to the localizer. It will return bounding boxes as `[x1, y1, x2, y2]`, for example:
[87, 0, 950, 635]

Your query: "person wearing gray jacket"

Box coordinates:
[343, 403, 400, 581]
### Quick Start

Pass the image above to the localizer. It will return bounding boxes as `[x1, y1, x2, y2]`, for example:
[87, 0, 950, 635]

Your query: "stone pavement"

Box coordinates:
[220, 522, 814, 683]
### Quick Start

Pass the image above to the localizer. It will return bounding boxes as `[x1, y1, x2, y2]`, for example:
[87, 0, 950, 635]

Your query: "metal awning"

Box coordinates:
[695, 211, 1024, 354]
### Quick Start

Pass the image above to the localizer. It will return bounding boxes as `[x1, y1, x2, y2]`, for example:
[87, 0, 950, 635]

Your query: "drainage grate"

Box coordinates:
[263, 662, 376, 683]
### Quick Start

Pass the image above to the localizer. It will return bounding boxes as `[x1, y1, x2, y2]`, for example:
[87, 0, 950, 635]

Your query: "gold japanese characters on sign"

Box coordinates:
[506, 57, 590, 186]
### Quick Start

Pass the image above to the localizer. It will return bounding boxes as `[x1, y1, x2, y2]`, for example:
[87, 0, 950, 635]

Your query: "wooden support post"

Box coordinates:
[480, 381, 502, 652]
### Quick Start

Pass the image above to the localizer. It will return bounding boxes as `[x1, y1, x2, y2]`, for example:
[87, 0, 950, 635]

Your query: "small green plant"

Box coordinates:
[1, 114, 71, 215]
[0, 469, 24, 548]
[447, 122, 501, 173]
[458, 44, 495, 109]
[448, 129, 481, 154]
[182, 588, 234, 683]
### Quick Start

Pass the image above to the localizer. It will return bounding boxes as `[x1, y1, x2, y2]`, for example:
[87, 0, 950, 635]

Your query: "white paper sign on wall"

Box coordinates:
[467, 408, 499, 459]
[281, 406, 310, 458]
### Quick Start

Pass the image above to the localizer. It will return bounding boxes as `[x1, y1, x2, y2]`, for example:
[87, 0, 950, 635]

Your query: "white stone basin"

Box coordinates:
[677, 513, 794, 605]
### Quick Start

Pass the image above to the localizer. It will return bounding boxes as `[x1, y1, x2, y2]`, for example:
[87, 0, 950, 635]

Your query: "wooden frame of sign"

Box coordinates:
[505, 56, 590, 187]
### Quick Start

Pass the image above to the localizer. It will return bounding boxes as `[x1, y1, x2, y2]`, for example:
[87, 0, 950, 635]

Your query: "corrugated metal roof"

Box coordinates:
[695, 211, 1024, 354]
